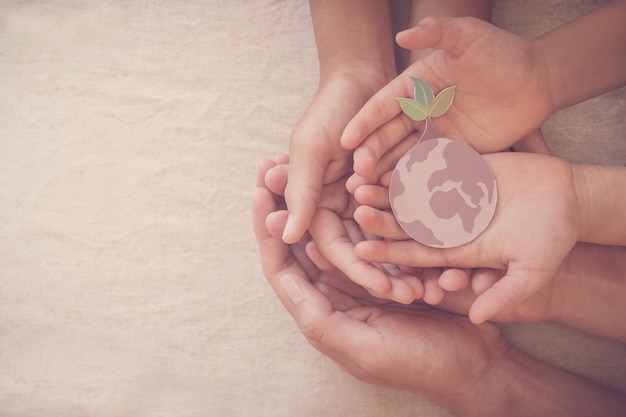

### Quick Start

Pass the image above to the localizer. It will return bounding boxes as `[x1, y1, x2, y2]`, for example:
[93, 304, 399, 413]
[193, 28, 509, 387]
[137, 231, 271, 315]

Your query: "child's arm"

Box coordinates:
[534, 0, 626, 112]
[308, 0, 396, 84]
[434, 243, 626, 344]
[574, 163, 626, 246]
[282, 0, 397, 244]
[254, 160, 626, 417]
[341, 1, 626, 183]
[353, 152, 626, 323]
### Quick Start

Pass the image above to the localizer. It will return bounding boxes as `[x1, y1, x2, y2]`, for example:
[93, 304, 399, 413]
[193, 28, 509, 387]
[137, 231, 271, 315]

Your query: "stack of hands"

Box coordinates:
[253, 2, 626, 416]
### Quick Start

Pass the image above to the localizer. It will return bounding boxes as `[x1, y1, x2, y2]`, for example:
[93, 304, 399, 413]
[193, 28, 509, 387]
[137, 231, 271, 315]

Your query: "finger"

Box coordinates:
[253, 186, 295, 278]
[313, 280, 364, 312]
[438, 268, 471, 292]
[347, 132, 420, 193]
[256, 157, 278, 187]
[284, 278, 383, 370]
[353, 184, 391, 210]
[254, 169, 372, 360]
[278, 273, 346, 352]
[272, 153, 290, 165]
[254, 164, 314, 282]
[355, 238, 489, 270]
[470, 268, 503, 295]
[253, 177, 330, 328]
[310, 208, 390, 295]
[340, 78, 415, 151]
[305, 240, 345, 277]
[352, 115, 422, 177]
[469, 265, 545, 324]
[306, 241, 390, 305]
[396, 16, 467, 53]
[353, 205, 409, 241]
[435, 286, 476, 316]
[348, 170, 396, 194]
[356, 224, 423, 299]
[265, 164, 288, 196]
[422, 268, 445, 305]
[283, 148, 326, 244]
[265, 210, 290, 239]
[310, 208, 417, 304]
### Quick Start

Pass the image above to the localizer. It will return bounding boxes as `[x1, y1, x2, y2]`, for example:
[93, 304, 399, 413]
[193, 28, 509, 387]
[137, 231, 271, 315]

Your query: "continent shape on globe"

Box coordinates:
[389, 137, 497, 248]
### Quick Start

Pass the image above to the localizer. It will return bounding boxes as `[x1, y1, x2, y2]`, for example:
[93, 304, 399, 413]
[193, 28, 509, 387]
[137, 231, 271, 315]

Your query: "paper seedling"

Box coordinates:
[396, 77, 456, 121]
[389, 77, 497, 248]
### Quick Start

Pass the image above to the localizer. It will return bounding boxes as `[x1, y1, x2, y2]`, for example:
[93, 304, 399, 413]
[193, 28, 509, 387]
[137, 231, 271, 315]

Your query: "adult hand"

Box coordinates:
[254, 155, 626, 416]
[253, 157, 507, 408]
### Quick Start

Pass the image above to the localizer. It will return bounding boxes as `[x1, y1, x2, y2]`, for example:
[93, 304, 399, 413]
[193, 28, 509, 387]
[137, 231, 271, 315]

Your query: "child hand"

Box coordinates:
[282, 71, 392, 244]
[353, 151, 580, 323]
[341, 16, 555, 187]
[263, 155, 425, 305]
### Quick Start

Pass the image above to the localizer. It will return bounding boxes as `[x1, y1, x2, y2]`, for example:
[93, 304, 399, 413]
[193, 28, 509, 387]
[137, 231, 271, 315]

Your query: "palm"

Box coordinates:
[285, 73, 394, 242]
[406, 20, 552, 151]
[354, 152, 580, 322]
[290, 235, 503, 397]
[342, 16, 555, 168]
[290, 77, 361, 185]
[255, 156, 506, 399]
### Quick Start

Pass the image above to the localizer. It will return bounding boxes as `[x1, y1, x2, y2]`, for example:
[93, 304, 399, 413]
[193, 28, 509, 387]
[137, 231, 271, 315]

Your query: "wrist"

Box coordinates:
[427, 339, 515, 417]
[571, 163, 590, 242]
[529, 36, 569, 114]
[318, 60, 395, 92]
[550, 243, 626, 344]
[444, 345, 626, 417]
[572, 163, 626, 245]
[528, 0, 626, 112]
[437, 344, 525, 417]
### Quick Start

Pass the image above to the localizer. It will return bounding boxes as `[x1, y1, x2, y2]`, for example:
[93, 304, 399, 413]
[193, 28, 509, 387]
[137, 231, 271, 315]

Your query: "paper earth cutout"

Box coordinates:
[389, 78, 497, 248]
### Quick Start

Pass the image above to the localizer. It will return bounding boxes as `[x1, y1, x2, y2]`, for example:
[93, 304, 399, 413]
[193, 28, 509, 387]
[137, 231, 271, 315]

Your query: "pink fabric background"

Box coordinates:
[1, 1, 624, 415]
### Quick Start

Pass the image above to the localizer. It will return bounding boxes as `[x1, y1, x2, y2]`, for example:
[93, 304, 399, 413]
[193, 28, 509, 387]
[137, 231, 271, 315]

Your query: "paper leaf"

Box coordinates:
[428, 85, 456, 118]
[410, 76, 434, 109]
[397, 97, 428, 121]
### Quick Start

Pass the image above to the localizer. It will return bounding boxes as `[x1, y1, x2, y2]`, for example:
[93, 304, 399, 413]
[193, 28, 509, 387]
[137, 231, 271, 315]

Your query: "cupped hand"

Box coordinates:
[265, 155, 424, 304]
[340, 16, 555, 182]
[353, 151, 580, 323]
[282, 70, 393, 244]
[253, 158, 509, 403]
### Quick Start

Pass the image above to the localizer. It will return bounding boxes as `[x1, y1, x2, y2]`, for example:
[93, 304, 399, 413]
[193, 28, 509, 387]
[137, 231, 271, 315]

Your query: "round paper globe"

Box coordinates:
[389, 138, 497, 248]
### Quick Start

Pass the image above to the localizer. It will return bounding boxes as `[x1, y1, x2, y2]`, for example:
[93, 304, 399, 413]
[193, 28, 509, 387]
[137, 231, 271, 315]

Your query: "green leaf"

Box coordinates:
[396, 97, 428, 121]
[410, 76, 434, 109]
[428, 85, 456, 118]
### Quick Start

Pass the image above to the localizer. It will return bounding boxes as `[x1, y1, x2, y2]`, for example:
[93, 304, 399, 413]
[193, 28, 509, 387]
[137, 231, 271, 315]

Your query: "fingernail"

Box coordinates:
[282, 214, 294, 242]
[280, 275, 303, 305]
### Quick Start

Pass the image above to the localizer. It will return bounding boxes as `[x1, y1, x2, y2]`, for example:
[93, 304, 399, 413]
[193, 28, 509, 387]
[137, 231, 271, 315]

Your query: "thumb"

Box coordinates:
[468, 265, 546, 324]
[396, 16, 473, 53]
[279, 274, 362, 358]
[282, 154, 324, 244]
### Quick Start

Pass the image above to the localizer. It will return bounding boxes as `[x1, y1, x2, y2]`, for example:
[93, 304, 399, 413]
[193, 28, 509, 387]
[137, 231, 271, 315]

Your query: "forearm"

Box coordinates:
[445, 347, 626, 417]
[550, 243, 626, 344]
[533, 0, 626, 112]
[574, 163, 626, 246]
[309, 0, 397, 87]
[407, 0, 492, 63]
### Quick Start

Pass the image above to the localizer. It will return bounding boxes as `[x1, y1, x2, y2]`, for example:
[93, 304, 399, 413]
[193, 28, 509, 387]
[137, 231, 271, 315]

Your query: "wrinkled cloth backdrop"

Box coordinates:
[1, 1, 624, 416]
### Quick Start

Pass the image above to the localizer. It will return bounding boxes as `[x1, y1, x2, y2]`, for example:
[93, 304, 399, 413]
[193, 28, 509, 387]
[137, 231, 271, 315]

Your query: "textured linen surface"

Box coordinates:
[0, 1, 624, 416]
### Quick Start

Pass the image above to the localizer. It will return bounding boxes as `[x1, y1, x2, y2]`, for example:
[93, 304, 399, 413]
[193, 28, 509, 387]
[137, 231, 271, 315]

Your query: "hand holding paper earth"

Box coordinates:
[389, 78, 497, 248]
